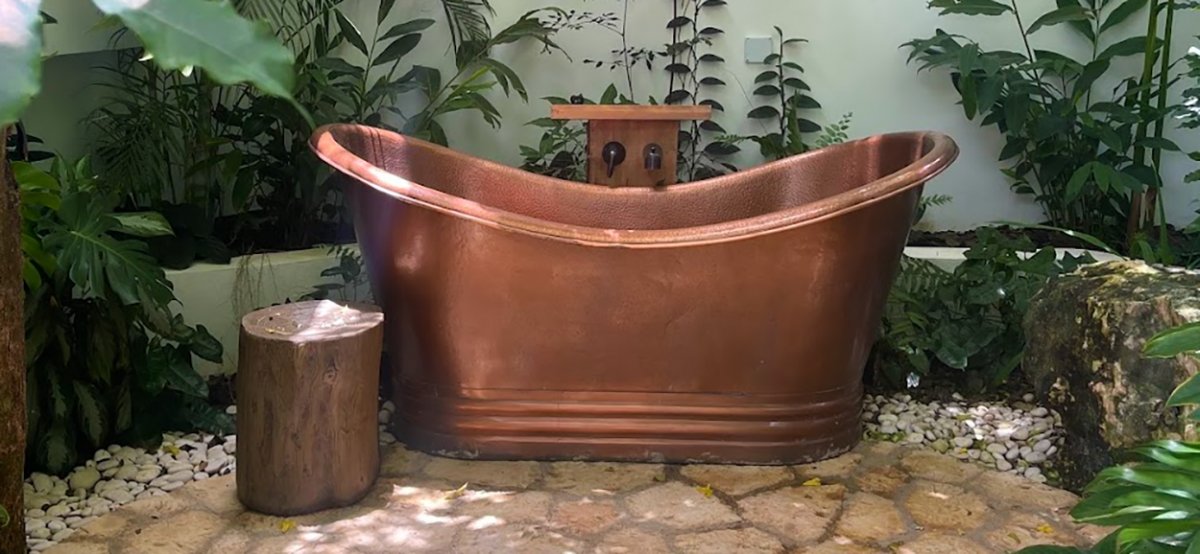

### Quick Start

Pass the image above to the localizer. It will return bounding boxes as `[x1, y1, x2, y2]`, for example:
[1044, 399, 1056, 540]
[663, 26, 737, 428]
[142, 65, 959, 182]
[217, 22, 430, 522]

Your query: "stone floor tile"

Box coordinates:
[898, 450, 981, 485]
[626, 482, 741, 529]
[180, 474, 242, 515]
[854, 465, 909, 498]
[983, 512, 1086, 551]
[795, 454, 863, 481]
[795, 537, 880, 553]
[452, 490, 553, 525]
[544, 461, 665, 495]
[120, 510, 227, 553]
[44, 542, 109, 554]
[379, 444, 431, 477]
[680, 464, 794, 496]
[834, 492, 908, 543]
[596, 528, 672, 553]
[421, 458, 541, 489]
[896, 532, 990, 554]
[453, 524, 586, 554]
[973, 469, 1079, 511]
[739, 484, 846, 543]
[674, 527, 786, 554]
[550, 499, 622, 535]
[903, 481, 990, 531]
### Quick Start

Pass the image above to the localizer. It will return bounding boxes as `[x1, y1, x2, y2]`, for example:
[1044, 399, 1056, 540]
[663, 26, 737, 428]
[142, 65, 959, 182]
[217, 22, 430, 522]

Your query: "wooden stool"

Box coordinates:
[235, 300, 384, 516]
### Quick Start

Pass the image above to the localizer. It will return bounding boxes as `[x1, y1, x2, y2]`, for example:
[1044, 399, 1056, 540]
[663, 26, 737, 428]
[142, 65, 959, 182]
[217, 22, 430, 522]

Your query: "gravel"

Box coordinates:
[861, 392, 1064, 484]
[22, 399, 400, 552]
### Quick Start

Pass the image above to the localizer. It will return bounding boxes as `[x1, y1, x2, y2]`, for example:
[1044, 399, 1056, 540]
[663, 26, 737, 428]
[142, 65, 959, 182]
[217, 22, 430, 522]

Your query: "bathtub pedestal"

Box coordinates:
[393, 385, 863, 465]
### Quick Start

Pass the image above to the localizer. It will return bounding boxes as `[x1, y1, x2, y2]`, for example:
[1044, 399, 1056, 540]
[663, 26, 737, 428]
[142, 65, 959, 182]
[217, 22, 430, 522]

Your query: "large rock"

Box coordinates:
[1024, 261, 1200, 491]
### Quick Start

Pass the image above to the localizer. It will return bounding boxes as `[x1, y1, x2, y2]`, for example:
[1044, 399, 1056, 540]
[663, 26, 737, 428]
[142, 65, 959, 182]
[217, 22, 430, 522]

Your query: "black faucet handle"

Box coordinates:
[644, 144, 664, 171]
[602, 142, 626, 178]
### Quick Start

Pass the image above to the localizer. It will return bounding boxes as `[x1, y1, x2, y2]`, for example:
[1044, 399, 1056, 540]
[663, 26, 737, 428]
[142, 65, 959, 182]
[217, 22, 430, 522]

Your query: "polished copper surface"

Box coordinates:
[310, 124, 958, 464]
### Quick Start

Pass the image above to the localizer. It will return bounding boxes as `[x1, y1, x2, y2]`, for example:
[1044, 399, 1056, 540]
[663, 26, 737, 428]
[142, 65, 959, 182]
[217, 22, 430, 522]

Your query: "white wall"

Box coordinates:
[24, 0, 1200, 230]
[355, 0, 1200, 230]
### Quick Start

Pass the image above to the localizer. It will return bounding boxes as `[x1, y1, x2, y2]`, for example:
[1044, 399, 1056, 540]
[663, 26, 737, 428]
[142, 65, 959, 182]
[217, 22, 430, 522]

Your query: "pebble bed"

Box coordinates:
[20, 394, 1063, 551]
[862, 392, 1064, 484]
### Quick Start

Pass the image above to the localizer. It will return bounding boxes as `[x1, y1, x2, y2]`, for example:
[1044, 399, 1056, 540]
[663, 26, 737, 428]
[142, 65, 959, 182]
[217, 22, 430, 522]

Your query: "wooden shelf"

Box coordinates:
[550, 104, 712, 121]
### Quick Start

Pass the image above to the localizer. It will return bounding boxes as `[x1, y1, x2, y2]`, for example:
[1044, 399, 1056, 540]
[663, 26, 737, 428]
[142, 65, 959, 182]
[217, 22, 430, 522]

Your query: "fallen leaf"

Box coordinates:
[1035, 523, 1053, 534]
[279, 519, 296, 533]
[802, 477, 822, 486]
[696, 484, 714, 497]
[161, 443, 181, 456]
[444, 482, 469, 500]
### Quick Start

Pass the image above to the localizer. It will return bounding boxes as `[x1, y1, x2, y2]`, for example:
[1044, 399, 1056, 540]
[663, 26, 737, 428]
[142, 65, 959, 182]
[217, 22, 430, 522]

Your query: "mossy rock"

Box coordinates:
[1023, 261, 1200, 492]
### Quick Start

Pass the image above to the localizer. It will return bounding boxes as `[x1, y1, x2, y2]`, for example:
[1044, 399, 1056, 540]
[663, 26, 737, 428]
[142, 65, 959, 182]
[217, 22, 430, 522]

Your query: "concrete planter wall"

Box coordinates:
[168, 246, 371, 377]
[903, 246, 1123, 272]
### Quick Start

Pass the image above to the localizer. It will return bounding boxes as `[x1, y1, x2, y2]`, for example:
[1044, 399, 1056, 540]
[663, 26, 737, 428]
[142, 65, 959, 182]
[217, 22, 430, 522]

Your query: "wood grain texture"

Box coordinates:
[551, 104, 712, 121]
[0, 128, 26, 554]
[587, 120, 680, 187]
[236, 300, 384, 516]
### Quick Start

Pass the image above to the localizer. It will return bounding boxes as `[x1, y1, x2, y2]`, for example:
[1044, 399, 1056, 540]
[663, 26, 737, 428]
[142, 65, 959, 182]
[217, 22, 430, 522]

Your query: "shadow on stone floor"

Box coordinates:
[48, 440, 1108, 553]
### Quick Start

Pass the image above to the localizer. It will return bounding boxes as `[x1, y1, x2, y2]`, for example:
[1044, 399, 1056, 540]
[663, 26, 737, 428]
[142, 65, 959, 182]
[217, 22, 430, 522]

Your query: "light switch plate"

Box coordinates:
[745, 36, 773, 64]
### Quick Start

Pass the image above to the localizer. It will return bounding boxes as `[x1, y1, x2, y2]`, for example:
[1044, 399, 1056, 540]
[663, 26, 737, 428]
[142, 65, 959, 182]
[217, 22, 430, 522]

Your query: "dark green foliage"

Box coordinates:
[904, 0, 1189, 261]
[16, 159, 228, 475]
[664, 0, 739, 181]
[743, 27, 822, 160]
[877, 227, 1091, 390]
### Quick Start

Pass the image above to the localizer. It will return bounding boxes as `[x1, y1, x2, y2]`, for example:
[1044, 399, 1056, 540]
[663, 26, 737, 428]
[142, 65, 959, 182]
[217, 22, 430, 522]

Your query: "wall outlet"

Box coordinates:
[745, 36, 773, 64]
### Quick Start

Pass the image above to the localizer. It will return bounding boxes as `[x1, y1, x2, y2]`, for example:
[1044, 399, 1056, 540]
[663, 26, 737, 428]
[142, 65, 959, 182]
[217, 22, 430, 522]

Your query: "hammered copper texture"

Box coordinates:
[310, 124, 958, 464]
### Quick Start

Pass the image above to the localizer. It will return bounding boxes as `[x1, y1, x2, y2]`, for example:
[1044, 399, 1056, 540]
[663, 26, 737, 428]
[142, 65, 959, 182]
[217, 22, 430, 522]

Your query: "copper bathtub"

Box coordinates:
[310, 124, 958, 464]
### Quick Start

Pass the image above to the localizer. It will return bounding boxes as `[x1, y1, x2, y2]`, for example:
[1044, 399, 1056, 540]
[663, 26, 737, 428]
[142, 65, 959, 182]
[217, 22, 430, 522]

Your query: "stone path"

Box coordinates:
[47, 441, 1107, 553]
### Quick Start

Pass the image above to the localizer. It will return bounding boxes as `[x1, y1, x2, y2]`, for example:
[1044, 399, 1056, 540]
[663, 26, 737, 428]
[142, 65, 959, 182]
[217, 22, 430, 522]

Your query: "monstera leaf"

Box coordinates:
[1, 0, 298, 126]
[43, 191, 174, 308]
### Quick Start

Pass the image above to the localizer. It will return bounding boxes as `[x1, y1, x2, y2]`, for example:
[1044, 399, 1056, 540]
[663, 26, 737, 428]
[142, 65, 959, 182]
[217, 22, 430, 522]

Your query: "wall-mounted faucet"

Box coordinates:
[602, 142, 626, 178]
[644, 144, 663, 171]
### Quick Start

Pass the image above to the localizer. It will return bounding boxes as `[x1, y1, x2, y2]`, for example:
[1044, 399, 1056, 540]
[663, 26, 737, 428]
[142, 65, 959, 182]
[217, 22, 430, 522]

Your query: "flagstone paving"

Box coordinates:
[47, 440, 1107, 553]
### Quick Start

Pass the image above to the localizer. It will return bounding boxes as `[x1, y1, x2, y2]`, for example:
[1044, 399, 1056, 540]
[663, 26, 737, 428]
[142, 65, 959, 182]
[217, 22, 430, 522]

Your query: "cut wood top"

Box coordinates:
[241, 300, 383, 343]
[550, 104, 712, 121]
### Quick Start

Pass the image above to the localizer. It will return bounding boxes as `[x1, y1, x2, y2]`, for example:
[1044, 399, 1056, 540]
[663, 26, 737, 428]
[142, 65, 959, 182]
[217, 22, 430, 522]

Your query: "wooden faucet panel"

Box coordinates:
[550, 105, 712, 187]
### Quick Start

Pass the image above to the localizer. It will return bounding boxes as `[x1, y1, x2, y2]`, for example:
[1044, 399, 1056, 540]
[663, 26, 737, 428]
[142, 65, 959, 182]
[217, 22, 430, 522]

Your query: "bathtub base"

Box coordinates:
[394, 386, 863, 465]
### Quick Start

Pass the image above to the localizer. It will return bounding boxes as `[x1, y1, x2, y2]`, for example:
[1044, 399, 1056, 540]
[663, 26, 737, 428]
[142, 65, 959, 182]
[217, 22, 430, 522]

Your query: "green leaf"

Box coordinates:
[1097, 36, 1154, 61]
[92, 0, 296, 99]
[73, 381, 108, 449]
[166, 346, 208, 398]
[1026, 5, 1090, 34]
[1100, 0, 1149, 33]
[39, 423, 74, 475]
[748, 106, 780, 119]
[1135, 137, 1181, 152]
[111, 212, 175, 238]
[45, 191, 176, 307]
[0, 0, 42, 126]
[188, 325, 223, 364]
[929, 0, 1012, 16]
[334, 9, 368, 56]
[380, 19, 436, 41]
[373, 33, 422, 67]
[1074, 59, 1111, 99]
[1066, 162, 1095, 202]
[378, 0, 396, 24]
[1145, 322, 1200, 358]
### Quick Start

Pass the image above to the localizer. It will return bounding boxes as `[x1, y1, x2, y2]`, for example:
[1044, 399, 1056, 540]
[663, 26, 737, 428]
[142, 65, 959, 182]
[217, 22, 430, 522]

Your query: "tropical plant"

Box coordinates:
[876, 227, 1093, 390]
[398, 8, 566, 145]
[1017, 321, 1200, 553]
[1184, 43, 1200, 183]
[17, 158, 229, 474]
[663, 0, 740, 181]
[904, 0, 1190, 261]
[743, 26, 822, 160]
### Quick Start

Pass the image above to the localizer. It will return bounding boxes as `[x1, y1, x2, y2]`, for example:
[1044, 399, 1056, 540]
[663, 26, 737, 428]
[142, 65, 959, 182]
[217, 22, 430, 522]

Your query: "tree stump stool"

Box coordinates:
[236, 300, 384, 516]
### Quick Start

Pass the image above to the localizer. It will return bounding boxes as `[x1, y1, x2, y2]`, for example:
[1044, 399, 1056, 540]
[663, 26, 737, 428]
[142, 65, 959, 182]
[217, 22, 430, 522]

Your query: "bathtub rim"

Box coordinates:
[310, 124, 959, 249]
